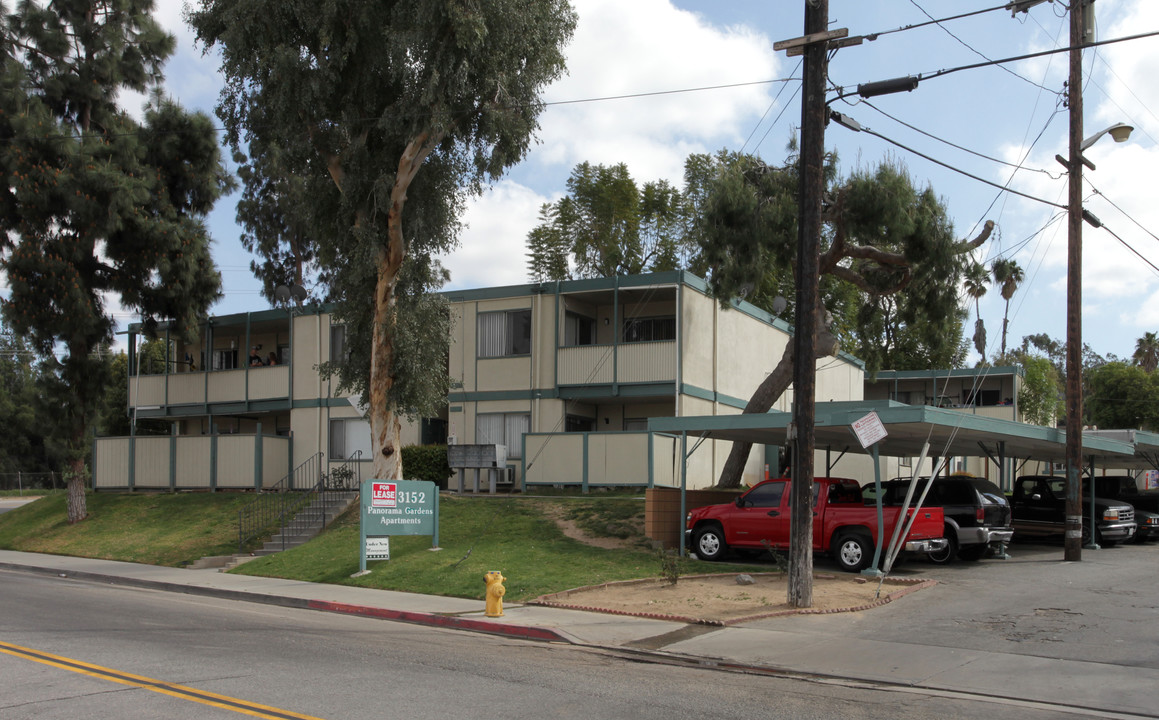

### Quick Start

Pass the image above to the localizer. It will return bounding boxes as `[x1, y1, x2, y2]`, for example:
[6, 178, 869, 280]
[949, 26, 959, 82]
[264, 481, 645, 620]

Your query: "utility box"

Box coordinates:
[447, 444, 508, 494]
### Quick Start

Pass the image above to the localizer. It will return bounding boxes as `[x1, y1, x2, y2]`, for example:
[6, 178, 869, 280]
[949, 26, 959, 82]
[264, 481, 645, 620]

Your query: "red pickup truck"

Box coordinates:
[685, 477, 947, 572]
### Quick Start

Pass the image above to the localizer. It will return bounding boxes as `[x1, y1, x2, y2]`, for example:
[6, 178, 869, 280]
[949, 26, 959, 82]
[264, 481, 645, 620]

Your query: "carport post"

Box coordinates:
[1085, 456, 1100, 550]
[864, 444, 884, 578]
[679, 432, 687, 558]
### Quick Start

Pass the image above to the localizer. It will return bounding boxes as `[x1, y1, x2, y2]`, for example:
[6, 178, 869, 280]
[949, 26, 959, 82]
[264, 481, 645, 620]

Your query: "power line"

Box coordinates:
[830, 117, 1067, 210]
[906, 0, 1057, 92]
[1087, 181, 1159, 247]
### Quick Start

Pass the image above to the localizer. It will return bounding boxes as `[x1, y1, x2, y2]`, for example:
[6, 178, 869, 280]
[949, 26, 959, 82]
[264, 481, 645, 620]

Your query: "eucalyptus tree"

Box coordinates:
[701, 156, 992, 488]
[190, 0, 577, 481]
[2, 1, 230, 522]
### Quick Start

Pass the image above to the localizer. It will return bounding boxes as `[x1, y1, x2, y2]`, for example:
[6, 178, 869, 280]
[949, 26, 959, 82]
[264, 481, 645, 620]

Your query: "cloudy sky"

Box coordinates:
[143, 0, 1159, 364]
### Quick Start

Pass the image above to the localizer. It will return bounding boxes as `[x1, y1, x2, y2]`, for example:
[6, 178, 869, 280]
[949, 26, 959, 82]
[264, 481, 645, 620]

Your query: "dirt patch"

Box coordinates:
[531, 572, 935, 625]
[534, 500, 646, 550]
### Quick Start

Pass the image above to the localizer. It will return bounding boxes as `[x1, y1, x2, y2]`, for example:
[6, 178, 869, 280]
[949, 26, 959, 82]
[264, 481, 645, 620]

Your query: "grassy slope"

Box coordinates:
[0, 493, 762, 603]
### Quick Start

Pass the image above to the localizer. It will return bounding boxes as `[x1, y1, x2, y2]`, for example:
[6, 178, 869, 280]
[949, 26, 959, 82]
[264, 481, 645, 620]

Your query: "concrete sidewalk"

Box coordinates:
[2, 547, 1156, 718]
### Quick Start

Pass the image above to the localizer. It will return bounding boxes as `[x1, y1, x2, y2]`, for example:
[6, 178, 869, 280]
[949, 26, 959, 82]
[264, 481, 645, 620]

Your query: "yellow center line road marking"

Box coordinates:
[0, 640, 328, 720]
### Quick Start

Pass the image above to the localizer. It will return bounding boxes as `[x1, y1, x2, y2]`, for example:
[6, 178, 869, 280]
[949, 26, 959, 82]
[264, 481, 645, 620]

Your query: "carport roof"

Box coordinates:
[648, 400, 1136, 463]
[1084, 429, 1159, 470]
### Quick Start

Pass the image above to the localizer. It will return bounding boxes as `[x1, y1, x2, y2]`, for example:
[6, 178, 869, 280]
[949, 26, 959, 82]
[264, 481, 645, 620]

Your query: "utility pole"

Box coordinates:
[787, 0, 829, 608]
[1064, 0, 1087, 562]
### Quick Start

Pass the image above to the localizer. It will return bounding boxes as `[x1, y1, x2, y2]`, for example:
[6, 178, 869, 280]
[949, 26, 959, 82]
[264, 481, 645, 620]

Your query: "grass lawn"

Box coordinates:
[0, 491, 765, 602]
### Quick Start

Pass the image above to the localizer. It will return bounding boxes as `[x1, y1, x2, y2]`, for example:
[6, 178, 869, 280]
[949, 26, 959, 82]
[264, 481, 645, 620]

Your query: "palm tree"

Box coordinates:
[991, 258, 1024, 359]
[1134, 332, 1159, 373]
[963, 261, 989, 358]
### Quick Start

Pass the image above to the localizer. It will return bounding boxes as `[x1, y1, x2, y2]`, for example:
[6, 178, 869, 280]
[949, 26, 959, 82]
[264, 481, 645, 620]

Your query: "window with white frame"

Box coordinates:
[475, 412, 529, 459]
[477, 309, 531, 357]
[329, 418, 371, 461]
[211, 349, 238, 370]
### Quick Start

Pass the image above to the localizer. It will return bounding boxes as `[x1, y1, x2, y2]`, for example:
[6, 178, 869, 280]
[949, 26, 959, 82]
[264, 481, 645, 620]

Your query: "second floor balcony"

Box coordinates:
[129, 362, 292, 410]
[556, 339, 677, 386]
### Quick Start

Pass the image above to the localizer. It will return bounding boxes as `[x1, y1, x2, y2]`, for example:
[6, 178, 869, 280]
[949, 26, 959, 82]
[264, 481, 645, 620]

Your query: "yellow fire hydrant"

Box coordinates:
[484, 570, 506, 617]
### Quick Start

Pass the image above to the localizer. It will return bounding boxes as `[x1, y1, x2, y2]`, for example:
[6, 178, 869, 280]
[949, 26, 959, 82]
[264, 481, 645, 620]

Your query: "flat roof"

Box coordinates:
[648, 400, 1136, 464]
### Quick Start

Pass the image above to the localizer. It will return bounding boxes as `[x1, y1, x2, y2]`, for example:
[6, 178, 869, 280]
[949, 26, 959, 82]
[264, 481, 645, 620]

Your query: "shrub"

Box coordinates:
[402, 445, 453, 489]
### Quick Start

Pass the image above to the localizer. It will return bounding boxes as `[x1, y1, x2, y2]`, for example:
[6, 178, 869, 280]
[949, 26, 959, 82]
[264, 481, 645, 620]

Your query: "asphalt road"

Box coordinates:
[1, 569, 1078, 720]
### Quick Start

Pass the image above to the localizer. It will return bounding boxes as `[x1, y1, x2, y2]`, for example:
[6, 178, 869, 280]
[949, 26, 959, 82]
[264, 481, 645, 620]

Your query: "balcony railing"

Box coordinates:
[128, 364, 291, 409]
[93, 433, 291, 490]
[522, 431, 679, 490]
[556, 340, 676, 386]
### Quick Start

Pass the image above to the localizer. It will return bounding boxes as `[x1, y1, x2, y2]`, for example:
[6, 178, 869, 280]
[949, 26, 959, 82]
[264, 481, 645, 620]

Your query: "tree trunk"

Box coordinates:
[713, 309, 839, 489]
[369, 253, 403, 481]
[66, 458, 87, 524]
[714, 341, 795, 488]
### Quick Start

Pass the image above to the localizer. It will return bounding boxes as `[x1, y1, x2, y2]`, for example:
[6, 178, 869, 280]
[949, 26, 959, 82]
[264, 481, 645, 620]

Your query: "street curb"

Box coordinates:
[0, 562, 571, 644]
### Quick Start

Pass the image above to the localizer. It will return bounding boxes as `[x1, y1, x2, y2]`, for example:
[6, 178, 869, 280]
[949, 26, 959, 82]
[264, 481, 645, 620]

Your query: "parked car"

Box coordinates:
[1011, 475, 1136, 546]
[1089, 476, 1159, 543]
[865, 474, 1013, 563]
[685, 477, 947, 572]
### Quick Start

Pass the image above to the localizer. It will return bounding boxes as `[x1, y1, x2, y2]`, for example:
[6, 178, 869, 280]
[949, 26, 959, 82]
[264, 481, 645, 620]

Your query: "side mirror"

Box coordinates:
[1030, 493, 1042, 501]
[735, 496, 745, 508]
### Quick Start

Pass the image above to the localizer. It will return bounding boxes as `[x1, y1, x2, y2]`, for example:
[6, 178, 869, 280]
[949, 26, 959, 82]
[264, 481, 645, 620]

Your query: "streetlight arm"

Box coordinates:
[1079, 123, 1133, 152]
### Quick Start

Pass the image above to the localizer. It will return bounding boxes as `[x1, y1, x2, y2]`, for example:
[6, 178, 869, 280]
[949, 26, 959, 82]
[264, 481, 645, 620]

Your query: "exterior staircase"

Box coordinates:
[254, 490, 358, 555]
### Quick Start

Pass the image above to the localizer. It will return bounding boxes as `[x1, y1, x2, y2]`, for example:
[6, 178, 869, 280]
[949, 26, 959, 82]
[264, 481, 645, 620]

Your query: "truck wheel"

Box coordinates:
[927, 529, 958, 565]
[1081, 523, 1102, 547]
[834, 532, 873, 572]
[693, 526, 727, 561]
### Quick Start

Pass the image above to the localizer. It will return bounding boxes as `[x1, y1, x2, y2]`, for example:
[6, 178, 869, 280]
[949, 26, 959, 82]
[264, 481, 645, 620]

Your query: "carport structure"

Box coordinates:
[650, 400, 1138, 552]
[651, 400, 1135, 483]
[1085, 429, 1159, 476]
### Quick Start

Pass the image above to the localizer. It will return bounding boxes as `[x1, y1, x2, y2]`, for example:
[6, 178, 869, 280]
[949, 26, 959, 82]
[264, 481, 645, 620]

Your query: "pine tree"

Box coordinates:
[1, 1, 231, 522]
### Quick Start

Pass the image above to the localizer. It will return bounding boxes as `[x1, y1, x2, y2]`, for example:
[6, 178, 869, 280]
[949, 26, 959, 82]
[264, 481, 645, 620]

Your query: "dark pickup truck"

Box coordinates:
[865, 474, 1013, 563]
[1011, 475, 1137, 546]
[1089, 476, 1159, 542]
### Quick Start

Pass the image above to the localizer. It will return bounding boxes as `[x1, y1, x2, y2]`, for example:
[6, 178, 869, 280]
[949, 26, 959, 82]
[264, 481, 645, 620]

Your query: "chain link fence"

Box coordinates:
[0, 472, 62, 492]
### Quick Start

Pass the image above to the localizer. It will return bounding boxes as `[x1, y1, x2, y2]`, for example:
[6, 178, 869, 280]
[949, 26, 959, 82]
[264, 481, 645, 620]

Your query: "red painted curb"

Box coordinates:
[306, 600, 571, 643]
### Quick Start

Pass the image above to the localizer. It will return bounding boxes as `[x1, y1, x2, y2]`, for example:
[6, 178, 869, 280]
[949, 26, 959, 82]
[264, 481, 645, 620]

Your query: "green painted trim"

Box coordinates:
[128, 433, 135, 492]
[449, 406, 463, 413]
[553, 283, 560, 389]
[449, 389, 549, 403]
[254, 422, 262, 490]
[678, 383, 751, 410]
[210, 429, 218, 490]
[557, 383, 675, 400]
[170, 434, 177, 491]
[612, 275, 619, 395]
[582, 432, 589, 494]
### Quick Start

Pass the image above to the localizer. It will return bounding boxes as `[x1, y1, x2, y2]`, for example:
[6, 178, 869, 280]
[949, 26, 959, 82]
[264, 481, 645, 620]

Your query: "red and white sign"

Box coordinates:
[371, 482, 397, 508]
[851, 411, 888, 449]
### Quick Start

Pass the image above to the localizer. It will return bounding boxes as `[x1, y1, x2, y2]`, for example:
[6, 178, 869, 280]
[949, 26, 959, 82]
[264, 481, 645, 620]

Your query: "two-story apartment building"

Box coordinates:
[98, 271, 868, 492]
[863, 367, 1025, 487]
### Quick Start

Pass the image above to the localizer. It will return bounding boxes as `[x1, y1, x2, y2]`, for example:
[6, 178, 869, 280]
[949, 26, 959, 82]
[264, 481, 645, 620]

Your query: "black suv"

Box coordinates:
[865, 474, 1013, 564]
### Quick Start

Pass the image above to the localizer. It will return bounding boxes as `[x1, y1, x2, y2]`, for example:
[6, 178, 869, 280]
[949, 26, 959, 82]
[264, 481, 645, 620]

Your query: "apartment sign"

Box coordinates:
[358, 479, 440, 572]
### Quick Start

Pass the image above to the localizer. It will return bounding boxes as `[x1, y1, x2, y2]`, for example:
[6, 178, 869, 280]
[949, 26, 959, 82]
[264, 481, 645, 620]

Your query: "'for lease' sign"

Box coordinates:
[371, 482, 397, 508]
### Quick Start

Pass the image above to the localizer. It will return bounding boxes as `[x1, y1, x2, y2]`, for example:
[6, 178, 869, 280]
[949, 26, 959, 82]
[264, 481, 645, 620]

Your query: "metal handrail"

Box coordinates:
[236, 451, 365, 553]
[237, 452, 323, 552]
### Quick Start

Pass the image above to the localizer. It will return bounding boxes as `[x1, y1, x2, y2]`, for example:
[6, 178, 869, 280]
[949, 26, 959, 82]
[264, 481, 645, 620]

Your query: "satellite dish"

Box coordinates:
[737, 282, 754, 298]
[274, 285, 291, 302]
[772, 296, 788, 315]
[290, 284, 308, 301]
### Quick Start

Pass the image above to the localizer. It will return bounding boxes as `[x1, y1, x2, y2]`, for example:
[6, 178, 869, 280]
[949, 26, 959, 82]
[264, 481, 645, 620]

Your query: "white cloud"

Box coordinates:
[442, 0, 782, 291]
[440, 182, 555, 290]
[532, 0, 780, 182]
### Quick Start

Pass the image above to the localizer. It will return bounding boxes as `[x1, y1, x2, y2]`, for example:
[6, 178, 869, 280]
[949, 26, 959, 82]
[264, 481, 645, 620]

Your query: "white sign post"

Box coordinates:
[851, 411, 888, 576]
